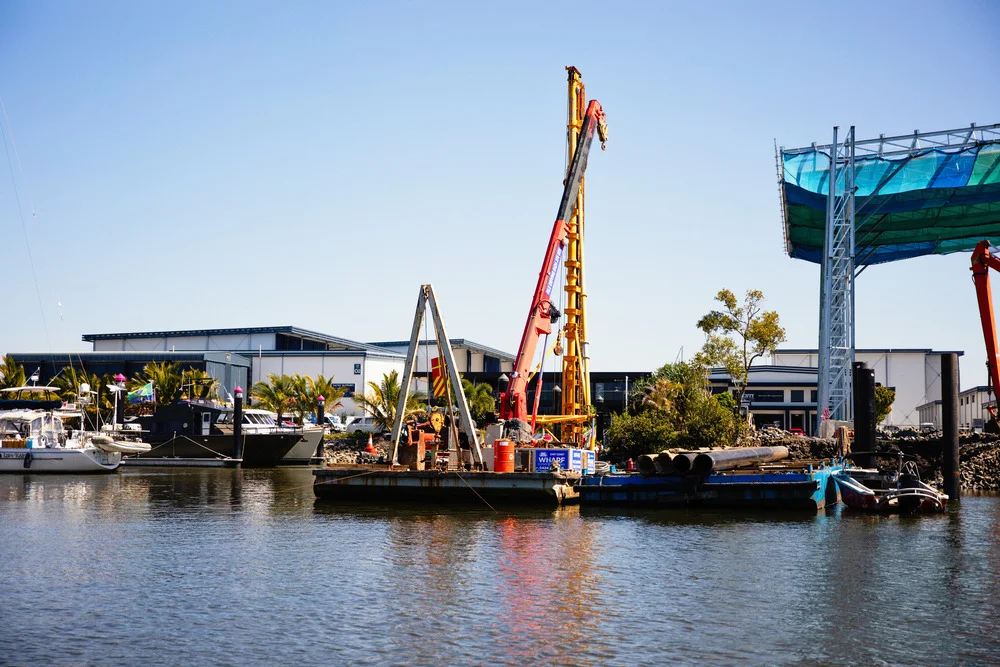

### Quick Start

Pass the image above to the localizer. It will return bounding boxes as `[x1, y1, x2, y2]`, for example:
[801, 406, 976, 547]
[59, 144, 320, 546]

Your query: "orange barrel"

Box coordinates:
[493, 439, 515, 473]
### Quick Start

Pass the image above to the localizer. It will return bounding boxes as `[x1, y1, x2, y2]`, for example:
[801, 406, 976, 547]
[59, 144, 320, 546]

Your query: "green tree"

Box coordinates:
[51, 366, 113, 423]
[694, 288, 786, 407]
[297, 375, 349, 423]
[132, 361, 184, 405]
[612, 360, 737, 459]
[352, 370, 424, 434]
[606, 411, 677, 464]
[461, 377, 496, 425]
[252, 374, 297, 425]
[875, 385, 896, 424]
[0, 355, 26, 390]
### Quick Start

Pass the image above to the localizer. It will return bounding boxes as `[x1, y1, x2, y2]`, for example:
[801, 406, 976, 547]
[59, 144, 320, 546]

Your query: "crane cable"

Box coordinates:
[1, 95, 51, 351]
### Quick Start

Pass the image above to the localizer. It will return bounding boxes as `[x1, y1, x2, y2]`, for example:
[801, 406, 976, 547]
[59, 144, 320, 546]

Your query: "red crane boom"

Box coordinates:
[499, 99, 607, 427]
[971, 239, 1000, 431]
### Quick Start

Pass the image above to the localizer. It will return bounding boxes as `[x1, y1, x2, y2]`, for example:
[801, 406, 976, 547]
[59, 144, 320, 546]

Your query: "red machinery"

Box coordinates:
[498, 99, 607, 431]
[971, 240, 1000, 432]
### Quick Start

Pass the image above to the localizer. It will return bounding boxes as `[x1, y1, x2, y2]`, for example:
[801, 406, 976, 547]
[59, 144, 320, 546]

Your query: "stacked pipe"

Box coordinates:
[637, 451, 675, 475]
[635, 446, 789, 476]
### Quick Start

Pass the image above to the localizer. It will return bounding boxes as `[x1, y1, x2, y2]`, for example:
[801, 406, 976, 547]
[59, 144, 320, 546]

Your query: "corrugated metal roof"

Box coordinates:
[81, 326, 394, 354]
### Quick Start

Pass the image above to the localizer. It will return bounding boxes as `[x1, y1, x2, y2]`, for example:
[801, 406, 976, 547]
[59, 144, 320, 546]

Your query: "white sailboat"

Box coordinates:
[0, 385, 149, 473]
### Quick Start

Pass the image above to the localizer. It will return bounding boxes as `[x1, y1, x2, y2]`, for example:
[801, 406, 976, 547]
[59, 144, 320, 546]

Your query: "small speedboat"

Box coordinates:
[834, 454, 948, 514]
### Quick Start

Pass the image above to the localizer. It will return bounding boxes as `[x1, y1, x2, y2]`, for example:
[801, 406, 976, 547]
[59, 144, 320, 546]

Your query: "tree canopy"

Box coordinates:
[607, 360, 737, 463]
[694, 288, 786, 406]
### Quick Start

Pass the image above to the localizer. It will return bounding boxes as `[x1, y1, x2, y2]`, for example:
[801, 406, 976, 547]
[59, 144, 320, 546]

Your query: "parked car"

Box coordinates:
[345, 417, 385, 434]
[788, 427, 805, 436]
[322, 415, 348, 433]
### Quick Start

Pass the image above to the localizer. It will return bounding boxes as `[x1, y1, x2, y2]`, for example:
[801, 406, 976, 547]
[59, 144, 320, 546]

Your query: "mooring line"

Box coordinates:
[453, 471, 498, 513]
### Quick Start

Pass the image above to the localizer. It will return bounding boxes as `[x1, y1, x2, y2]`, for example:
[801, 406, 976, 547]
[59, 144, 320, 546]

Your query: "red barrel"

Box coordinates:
[493, 439, 514, 473]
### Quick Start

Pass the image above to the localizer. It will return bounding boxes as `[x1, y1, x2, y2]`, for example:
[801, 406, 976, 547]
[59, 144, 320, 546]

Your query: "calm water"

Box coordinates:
[1, 469, 999, 666]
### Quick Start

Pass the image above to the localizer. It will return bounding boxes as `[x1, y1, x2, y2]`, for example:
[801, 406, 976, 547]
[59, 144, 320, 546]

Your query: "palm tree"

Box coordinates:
[352, 370, 424, 433]
[293, 374, 349, 423]
[181, 369, 219, 401]
[252, 374, 297, 426]
[51, 366, 112, 424]
[461, 377, 496, 424]
[0, 355, 26, 390]
[133, 361, 183, 405]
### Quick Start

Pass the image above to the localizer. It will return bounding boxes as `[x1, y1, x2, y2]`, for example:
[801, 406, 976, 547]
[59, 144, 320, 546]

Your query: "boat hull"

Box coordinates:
[834, 472, 948, 514]
[280, 428, 323, 465]
[133, 432, 300, 467]
[579, 462, 843, 510]
[0, 446, 121, 473]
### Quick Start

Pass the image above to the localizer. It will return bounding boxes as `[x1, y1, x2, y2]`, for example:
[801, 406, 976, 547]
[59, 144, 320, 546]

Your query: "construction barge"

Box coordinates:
[313, 466, 581, 505]
[579, 454, 845, 510]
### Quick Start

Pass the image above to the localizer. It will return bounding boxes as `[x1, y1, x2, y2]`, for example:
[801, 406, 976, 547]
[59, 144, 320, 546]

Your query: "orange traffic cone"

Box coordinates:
[365, 434, 378, 455]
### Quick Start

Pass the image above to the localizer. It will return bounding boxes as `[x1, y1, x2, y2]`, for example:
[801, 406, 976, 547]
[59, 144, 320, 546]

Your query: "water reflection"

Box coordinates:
[2, 472, 1000, 664]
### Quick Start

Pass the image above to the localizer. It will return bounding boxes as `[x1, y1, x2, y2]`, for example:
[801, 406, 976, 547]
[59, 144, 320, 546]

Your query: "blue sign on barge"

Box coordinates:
[579, 459, 844, 510]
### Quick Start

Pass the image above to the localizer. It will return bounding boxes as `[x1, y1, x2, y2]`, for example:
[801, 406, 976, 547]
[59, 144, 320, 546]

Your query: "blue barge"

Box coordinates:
[579, 459, 844, 510]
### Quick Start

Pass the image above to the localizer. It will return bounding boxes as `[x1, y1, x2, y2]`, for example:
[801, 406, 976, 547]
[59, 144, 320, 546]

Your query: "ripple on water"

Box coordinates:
[1, 472, 1000, 664]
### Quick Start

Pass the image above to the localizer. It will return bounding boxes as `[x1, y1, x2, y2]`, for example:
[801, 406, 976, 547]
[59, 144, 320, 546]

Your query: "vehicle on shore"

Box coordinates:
[345, 416, 385, 434]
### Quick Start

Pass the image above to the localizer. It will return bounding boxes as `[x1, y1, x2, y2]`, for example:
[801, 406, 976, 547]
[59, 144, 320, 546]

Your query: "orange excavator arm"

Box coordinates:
[971, 240, 1000, 426]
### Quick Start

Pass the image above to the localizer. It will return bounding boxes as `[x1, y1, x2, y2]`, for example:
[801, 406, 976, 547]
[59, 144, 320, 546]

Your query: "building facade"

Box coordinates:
[918, 385, 994, 432]
[769, 348, 961, 428]
[73, 326, 515, 416]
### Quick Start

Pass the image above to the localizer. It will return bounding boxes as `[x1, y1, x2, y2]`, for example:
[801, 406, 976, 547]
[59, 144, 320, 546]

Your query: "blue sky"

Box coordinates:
[2, 0, 999, 387]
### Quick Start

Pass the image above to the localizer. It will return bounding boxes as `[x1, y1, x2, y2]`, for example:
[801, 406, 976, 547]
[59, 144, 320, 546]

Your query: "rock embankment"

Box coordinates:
[322, 436, 391, 465]
[758, 430, 1000, 491]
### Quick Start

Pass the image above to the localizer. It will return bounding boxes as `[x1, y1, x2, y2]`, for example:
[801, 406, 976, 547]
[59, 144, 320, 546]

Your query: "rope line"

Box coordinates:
[452, 470, 498, 513]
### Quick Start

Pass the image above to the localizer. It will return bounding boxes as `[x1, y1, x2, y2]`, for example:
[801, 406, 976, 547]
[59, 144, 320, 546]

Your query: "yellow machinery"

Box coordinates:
[559, 66, 593, 447]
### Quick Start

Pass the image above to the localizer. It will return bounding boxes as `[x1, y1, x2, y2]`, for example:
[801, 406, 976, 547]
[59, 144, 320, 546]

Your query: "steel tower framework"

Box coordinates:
[789, 123, 1000, 427]
[817, 126, 856, 424]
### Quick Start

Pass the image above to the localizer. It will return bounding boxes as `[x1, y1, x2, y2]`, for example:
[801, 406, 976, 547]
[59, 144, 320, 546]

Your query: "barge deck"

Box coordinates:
[313, 466, 581, 505]
[579, 459, 844, 510]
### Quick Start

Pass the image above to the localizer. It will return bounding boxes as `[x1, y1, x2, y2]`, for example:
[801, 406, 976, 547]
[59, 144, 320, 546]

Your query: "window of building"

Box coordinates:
[790, 390, 804, 403]
[810, 390, 818, 403]
[751, 390, 785, 403]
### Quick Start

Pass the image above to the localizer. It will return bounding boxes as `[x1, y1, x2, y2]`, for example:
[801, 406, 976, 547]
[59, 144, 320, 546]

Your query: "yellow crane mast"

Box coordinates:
[560, 66, 593, 447]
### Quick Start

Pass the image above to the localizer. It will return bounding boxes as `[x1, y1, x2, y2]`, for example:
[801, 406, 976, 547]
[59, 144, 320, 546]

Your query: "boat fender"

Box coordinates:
[23, 450, 32, 469]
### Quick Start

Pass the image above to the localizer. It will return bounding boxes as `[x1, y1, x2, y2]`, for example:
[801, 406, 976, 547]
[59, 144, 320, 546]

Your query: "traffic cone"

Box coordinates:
[365, 434, 378, 455]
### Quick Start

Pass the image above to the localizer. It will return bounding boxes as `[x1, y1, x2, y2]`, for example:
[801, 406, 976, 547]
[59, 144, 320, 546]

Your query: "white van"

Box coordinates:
[345, 416, 384, 434]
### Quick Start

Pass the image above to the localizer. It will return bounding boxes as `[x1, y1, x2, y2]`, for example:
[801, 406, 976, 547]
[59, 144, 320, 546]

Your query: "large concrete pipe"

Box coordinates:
[671, 452, 699, 473]
[637, 454, 659, 475]
[654, 451, 674, 473]
[691, 446, 789, 475]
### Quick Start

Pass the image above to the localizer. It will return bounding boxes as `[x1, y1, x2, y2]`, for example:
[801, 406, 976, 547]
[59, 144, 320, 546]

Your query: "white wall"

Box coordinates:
[93, 333, 277, 353]
[959, 388, 992, 431]
[771, 350, 952, 427]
